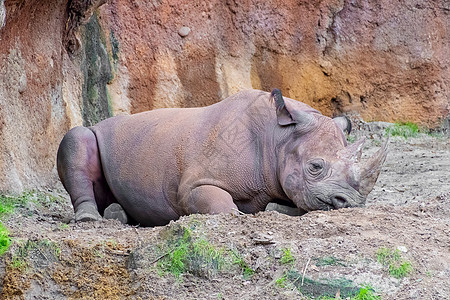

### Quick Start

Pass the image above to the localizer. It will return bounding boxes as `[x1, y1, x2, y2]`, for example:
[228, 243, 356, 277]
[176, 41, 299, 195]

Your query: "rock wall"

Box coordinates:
[0, 0, 70, 192]
[0, 0, 449, 192]
[100, 0, 449, 123]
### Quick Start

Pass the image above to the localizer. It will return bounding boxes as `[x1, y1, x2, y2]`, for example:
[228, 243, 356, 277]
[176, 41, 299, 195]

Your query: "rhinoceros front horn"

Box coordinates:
[358, 140, 389, 197]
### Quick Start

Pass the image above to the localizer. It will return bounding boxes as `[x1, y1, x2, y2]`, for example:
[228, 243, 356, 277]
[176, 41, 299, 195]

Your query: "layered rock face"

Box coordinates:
[0, 0, 449, 192]
[0, 0, 70, 192]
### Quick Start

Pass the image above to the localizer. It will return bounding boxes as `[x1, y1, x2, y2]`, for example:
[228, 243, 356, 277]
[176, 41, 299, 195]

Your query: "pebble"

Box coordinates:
[397, 245, 408, 253]
[178, 26, 191, 37]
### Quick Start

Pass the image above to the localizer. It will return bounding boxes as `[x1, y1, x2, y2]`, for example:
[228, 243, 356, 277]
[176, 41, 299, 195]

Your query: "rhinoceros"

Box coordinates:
[57, 89, 387, 226]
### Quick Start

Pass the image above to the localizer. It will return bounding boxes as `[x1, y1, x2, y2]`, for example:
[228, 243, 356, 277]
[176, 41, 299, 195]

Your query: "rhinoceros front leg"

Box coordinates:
[185, 185, 238, 215]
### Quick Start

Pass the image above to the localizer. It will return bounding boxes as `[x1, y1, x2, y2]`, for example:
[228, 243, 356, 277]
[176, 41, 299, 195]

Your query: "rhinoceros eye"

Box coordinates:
[307, 159, 325, 176]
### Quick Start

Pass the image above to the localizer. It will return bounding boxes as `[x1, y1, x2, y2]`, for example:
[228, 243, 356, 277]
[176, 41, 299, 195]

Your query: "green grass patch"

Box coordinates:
[58, 223, 69, 231]
[156, 225, 225, 279]
[276, 273, 289, 288]
[427, 131, 447, 139]
[385, 122, 419, 138]
[155, 224, 256, 280]
[11, 239, 61, 271]
[285, 270, 365, 298]
[0, 192, 39, 218]
[39, 192, 66, 206]
[0, 191, 67, 220]
[0, 223, 11, 255]
[278, 270, 381, 299]
[376, 247, 413, 279]
[314, 256, 346, 267]
[354, 285, 382, 300]
[388, 260, 413, 279]
[229, 249, 255, 279]
[0, 194, 24, 217]
[280, 247, 295, 265]
[316, 284, 381, 299]
[158, 240, 188, 277]
[0, 193, 31, 255]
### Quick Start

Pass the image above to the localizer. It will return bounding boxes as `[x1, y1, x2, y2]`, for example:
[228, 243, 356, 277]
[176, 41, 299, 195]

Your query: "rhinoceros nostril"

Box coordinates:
[331, 195, 348, 209]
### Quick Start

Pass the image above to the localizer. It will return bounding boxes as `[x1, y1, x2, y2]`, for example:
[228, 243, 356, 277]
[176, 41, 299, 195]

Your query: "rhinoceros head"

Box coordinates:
[271, 89, 388, 211]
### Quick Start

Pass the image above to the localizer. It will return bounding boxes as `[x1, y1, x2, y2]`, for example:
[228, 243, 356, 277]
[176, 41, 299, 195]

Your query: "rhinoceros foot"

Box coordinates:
[75, 202, 102, 222]
[104, 203, 128, 224]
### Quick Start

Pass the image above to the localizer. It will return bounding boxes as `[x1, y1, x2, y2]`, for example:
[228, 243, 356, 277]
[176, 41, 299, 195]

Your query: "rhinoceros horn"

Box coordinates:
[337, 137, 366, 163]
[358, 140, 389, 197]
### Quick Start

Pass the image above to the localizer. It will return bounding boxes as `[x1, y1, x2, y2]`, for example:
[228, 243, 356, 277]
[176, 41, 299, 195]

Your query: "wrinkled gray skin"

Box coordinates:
[57, 89, 387, 226]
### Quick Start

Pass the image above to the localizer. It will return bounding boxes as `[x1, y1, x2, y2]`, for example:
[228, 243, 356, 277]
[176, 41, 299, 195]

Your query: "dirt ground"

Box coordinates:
[0, 125, 449, 299]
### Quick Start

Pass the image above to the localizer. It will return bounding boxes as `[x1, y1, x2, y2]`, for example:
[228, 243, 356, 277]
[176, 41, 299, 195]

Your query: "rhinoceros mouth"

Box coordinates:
[308, 185, 365, 211]
[311, 195, 334, 211]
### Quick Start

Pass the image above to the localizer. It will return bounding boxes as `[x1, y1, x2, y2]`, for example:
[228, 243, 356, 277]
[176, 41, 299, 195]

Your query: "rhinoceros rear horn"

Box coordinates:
[338, 137, 365, 163]
[358, 139, 389, 197]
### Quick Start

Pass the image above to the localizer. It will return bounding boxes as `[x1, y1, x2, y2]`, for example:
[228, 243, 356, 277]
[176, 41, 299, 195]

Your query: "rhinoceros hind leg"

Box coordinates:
[57, 126, 116, 222]
[186, 185, 238, 215]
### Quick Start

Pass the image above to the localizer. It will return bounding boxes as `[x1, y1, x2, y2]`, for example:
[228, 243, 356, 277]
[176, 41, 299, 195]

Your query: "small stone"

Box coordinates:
[178, 26, 191, 37]
[397, 245, 408, 253]
[18, 72, 27, 93]
[319, 60, 333, 76]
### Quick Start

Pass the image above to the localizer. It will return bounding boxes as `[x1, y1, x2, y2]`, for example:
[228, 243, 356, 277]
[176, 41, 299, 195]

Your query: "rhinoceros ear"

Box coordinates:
[333, 116, 352, 135]
[271, 88, 296, 126]
[271, 89, 316, 128]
